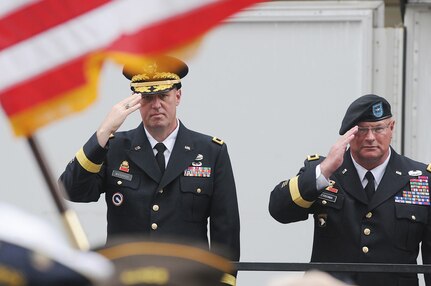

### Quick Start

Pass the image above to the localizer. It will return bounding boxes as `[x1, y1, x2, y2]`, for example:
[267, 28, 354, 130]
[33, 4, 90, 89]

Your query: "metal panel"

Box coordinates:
[373, 27, 404, 151]
[404, 4, 431, 163]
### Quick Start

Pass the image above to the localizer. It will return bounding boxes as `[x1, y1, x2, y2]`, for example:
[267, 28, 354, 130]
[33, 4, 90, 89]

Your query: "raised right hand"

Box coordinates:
[320, 125, 358, 179]
[96, 93, 142, 147]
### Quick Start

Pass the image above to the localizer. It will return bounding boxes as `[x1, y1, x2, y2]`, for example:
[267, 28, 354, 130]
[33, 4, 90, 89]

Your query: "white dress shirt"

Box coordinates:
[144, 119, 180, 168]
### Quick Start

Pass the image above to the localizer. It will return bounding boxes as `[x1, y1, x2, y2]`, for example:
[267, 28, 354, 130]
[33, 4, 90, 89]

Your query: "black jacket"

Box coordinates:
[60, 122, 240, 261]
[269, 148, 431, 286]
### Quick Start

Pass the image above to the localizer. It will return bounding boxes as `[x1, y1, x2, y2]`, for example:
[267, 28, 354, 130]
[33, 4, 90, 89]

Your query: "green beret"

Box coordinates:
[339, 94, 392, 135]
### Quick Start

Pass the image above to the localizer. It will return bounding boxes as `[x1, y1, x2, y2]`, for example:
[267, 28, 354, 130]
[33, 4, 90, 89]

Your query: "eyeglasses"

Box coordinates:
[357, 122, 391, 136]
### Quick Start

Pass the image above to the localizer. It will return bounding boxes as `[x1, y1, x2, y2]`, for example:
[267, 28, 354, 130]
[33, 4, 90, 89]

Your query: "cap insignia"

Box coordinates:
[143, 61, 158, 74]
[372, 102, 383, 118]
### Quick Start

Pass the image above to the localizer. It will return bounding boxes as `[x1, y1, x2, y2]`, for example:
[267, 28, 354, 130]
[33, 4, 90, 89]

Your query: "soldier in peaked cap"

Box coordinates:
[59, 56, 240, 285]
[269, 94, 431, 286]
[0, 203, 113, 286]
[97, 239, 234, 286]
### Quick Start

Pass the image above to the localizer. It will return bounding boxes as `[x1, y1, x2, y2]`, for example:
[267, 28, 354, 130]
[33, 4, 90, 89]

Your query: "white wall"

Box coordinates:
[404, 3, 431, 163]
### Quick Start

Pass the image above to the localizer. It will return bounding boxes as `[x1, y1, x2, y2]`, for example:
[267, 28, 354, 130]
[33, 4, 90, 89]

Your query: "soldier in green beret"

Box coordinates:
[269, 94, 431, 286]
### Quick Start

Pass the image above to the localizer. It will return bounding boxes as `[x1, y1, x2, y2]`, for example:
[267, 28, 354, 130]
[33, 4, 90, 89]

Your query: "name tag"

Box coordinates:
[318, 192, 337, 203]
[112, 170, 133, 181]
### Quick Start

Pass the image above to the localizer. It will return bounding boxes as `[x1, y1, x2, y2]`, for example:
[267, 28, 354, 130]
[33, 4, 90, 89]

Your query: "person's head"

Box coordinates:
[0, 203, 113, 286]
[339, 94, 394, 170]
[97, 239, 234, 286]
[122, 56, 188, 136]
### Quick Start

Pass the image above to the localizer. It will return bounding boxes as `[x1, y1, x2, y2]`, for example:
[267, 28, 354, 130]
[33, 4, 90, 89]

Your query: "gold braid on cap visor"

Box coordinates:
[131, 72, 180, 93]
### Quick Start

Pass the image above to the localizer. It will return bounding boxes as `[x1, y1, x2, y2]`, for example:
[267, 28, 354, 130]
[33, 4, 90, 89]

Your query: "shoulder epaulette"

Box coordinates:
[212, 137, 224, 146]
[427, 163, 431, 173]
[307, 154, 320, 161]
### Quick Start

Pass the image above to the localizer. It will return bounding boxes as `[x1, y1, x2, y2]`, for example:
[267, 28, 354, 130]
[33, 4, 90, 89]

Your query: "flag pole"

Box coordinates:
[27, 135, 89, 251]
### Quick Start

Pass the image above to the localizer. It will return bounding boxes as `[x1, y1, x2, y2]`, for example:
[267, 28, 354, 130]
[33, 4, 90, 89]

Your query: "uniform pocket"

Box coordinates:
[394, 203, 428, 251]
[106, 170, 141, 215]
[314, 193, 345, 238]
[107, 169, 140, 190]
[180, 176, 214, 222]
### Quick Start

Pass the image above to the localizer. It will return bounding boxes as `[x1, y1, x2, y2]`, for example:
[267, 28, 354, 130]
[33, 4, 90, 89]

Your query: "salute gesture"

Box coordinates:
[96, 93, 142, 147]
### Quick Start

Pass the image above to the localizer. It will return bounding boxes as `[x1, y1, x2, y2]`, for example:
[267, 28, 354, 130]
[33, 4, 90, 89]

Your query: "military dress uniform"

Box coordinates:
[60, 55, 239, 285]
[60, 121, 240, 260]
[269, 149, 431, 286]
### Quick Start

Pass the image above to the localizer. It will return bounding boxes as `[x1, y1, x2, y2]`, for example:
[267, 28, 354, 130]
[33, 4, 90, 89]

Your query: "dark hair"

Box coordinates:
[173, 83, 182, 90]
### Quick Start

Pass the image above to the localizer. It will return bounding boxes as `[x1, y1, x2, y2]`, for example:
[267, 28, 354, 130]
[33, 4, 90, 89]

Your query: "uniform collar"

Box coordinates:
[351, 147, 391, 187]
[144, 119, 180, 154]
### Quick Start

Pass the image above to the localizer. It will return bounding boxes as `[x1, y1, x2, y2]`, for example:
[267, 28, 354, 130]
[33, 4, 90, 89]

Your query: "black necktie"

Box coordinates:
[154, 143, 166, 174]
[364, 171, 375, 201]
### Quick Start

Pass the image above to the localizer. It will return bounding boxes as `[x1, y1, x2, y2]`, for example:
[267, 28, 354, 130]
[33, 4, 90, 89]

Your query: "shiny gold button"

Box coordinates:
[365, 212, 373, 219]
[321, 200, 327, 205]
[152, 205, 159, 212]
[196, 188, 202, 194]
[362, 246, 369, 253]
[364, 228, 371, 235]
[151, 223, 158, 230]
[411, 215, 416, 221]
[159, 189, 164, 194]
[117, 180, 122, 185]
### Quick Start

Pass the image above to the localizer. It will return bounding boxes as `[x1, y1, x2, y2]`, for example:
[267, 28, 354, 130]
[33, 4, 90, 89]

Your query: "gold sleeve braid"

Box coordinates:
[75, 148, 103, 173]
[289, 176, 314, 208]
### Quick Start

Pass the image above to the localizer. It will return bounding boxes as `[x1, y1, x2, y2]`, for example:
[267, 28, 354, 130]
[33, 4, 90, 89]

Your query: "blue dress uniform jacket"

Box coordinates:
[60, 122, 240, 262]
[269, 147, 431, 286]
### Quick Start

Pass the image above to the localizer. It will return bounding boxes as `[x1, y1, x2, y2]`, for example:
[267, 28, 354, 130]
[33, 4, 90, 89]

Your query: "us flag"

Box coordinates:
[0, 0, 262, 137]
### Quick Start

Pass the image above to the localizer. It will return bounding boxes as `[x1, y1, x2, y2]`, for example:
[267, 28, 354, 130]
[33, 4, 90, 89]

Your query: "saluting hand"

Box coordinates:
[320, 126, 358, 179]
[96, 93, 142, 147]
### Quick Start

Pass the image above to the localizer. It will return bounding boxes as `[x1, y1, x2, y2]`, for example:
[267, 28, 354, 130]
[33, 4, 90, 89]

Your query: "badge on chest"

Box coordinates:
[183, 154, 212, 177]
[395, 175, 430, 205]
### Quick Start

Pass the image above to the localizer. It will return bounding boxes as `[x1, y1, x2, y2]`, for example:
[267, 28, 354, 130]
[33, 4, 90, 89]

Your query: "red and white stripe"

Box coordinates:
[0, 0, 262, 136]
